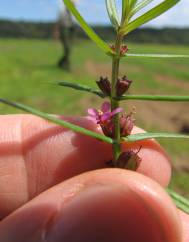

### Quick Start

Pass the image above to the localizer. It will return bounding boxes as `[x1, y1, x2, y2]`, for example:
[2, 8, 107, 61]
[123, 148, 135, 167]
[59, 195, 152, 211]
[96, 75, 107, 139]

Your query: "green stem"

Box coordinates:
[111, 34, 123, 164]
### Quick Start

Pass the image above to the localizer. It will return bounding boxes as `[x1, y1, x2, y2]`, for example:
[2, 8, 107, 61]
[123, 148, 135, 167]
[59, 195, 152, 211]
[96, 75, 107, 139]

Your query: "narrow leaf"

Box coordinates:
[117, 95, 189, 102]
[57, 82, 189, 102]
[129, 0, 138, 9]
[0, 99, 113, 144]
[63, 0, 112, 54]
[106, 0, 120, 29]
[122, 0, 138, 23]
[131, 0, 154, 15]
[122, 0, 130, 24]
[167, 189, 189, 214]
[125, 53, 189, 58]
[57, 81, 105, 98]
[123, 132, 189, 142]
[120, 0, 180, 35]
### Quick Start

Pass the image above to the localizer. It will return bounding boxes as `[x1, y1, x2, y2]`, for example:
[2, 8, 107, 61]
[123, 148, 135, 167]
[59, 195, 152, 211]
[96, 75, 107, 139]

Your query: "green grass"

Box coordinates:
[170, 172, 189, 199]
[0, 38, 189, 195]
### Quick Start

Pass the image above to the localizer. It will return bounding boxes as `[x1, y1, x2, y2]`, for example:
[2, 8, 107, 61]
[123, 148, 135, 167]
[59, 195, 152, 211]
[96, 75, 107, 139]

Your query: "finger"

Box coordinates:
[55, 116, 171, 187]
[0, 114, 111, 219]
[0, 169, 181, 242]
[179, 210, 189, 242]
[122, 126, 171, 188]
[0, 114, 171, 218]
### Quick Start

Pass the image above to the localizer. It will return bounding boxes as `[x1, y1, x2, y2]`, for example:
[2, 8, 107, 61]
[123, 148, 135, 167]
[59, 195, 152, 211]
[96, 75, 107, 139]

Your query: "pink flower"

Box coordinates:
[87, 102, 123, 124]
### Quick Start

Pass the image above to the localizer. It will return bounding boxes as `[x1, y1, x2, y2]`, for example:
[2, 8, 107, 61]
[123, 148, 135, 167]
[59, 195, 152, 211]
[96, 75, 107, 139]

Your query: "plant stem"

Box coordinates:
[111, 33, 123, 165]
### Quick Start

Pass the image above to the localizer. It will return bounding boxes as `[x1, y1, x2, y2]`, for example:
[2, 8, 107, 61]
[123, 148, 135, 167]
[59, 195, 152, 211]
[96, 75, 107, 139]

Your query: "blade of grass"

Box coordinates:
[167, 189, 189, 214]
[63, 0, 112, 54]
[123, 132, 189, 142]
[0, 99, 113, 144]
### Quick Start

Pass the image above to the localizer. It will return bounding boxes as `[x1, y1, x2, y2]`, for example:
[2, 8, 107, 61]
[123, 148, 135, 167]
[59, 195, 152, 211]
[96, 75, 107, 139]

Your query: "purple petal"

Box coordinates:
[86, 116, 98, 123]
[87, 108, 99, 117]
[101, 102, 111, 113]
[101, 112, 112, 122]
[111, 107, 123, 116]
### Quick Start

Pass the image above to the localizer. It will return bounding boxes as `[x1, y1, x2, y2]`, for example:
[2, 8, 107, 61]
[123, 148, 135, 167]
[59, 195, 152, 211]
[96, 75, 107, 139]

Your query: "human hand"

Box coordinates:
[0, 114, 188, 242]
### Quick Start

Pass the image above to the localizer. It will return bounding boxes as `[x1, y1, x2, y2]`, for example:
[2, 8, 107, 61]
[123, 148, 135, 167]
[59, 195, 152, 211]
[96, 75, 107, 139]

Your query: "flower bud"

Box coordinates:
[110, 44, 128, 56]
[116, 76, 132, 96]
[117, 149, 142, 170]
[96, 77, 111, 96]
[120, 111, 135, 136]
[100, 119, 115, 138]
[120, 45, 129, 56]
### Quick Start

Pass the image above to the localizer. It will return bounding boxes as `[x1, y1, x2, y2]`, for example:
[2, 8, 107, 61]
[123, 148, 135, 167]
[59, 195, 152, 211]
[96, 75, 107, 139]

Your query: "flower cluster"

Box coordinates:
[87, 102, 122, 137]
[91, 58, 137, 169]
[87, 101, 139, 169]
[87, 102, 135, 138]
[87, 102, 122, 124]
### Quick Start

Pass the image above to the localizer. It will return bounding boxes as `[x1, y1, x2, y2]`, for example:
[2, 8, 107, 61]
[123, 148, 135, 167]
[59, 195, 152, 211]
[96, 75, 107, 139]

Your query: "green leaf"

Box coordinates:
[120, 0, 180, 35]
[131, 0, 154, 15]
[124, 132, 189, 142]
[57, 81, 105, 98]
[57, 82, 189, 102]
[129, 0, 138, 9]
[106, 0, 120, 29]
[122, 0, 130, 24]
[63, 0, 112, 54]
[0, 98, 113, 144]
[117, 95, 189, 102]
[125, 53, 189, 58]
[167, 189, 189, 214]
[56, 81, 189, 103]
[122, 0, 129, 17]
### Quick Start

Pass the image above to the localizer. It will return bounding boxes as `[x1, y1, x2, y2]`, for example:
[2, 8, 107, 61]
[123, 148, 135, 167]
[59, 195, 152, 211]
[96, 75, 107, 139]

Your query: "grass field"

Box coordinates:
[0, 38, 189, 196]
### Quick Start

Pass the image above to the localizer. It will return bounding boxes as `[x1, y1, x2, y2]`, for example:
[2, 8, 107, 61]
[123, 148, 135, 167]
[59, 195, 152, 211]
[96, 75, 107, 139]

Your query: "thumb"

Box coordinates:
[0, 169, 181, 242]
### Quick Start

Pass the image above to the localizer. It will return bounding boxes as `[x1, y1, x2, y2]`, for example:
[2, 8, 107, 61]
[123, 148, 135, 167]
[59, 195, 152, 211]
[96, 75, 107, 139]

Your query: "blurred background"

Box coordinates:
[0, 0, 189, 196]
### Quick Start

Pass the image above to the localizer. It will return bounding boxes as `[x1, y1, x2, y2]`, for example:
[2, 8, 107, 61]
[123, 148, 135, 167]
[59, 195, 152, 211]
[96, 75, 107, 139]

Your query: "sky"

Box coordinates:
[0, 0, 188, 28]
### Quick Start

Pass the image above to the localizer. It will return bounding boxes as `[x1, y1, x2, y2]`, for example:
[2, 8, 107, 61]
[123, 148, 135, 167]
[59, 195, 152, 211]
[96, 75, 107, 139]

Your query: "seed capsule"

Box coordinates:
[117, 148, 142, 170]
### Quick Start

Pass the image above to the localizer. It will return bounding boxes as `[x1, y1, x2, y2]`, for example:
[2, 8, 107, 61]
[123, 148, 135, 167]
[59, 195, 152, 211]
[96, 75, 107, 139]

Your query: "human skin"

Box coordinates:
[0, 114, 188, 242]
